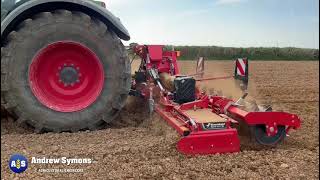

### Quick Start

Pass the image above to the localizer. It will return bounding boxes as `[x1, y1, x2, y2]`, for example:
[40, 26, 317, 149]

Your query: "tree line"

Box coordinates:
[127, 44, 319, 60]
[171, 46, 319, 60]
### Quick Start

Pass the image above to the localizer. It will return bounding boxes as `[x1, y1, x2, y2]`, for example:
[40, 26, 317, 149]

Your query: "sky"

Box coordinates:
[104, 0, 319, 49]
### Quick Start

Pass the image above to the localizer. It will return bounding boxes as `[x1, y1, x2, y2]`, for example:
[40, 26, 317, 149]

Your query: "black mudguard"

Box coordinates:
[1, 0, 130, 41]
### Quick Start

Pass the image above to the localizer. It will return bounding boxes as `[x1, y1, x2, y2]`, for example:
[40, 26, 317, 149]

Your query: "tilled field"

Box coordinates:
[1, 61, 319, 179]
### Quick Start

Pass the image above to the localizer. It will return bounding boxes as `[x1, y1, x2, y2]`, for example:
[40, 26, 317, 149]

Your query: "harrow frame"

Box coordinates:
[129, 44, 301, 155]
[155, 93, 300, 154]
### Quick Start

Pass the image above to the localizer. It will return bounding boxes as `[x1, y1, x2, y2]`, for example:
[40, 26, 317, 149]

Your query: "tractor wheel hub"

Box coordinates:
[29, 41, 105, 112]
[59, 66, 79, 85]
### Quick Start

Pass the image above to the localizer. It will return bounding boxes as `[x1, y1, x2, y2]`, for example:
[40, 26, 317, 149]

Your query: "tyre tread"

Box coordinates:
[1, 9, 131, 133]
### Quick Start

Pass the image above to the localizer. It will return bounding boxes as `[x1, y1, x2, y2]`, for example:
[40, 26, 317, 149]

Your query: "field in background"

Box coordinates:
[128, 45, 319, 61]
[1, 61, 319, 179]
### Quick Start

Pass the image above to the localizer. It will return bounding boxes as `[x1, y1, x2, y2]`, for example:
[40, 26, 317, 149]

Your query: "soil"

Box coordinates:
[1, 61, 319, 179]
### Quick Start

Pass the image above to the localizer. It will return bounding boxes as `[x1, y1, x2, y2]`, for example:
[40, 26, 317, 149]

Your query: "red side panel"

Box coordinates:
[244, 111, 301, 128]
[147, 45, 163, 61]
[177, 129, 240, 155]
[155, 105, 190, 136]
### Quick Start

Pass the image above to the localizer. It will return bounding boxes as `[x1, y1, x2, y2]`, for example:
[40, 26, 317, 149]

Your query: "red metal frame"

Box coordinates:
[29, 41, 104, 112]
[155, 93, 301, 154]
[177, 129, 240, 155]
[210, 96, 301, 136]
[133, 45, 180, 74]
[155, 95, 241, 154]
[131, 44, 301, 155]
[194, 75, 234, 81]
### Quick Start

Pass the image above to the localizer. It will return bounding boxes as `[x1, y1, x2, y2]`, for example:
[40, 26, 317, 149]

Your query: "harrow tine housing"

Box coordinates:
[177, 129, 240, 155]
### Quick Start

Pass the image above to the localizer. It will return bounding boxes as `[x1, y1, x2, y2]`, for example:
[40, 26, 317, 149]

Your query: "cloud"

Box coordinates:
[176, 9, 210, 18]
[103, 0, 148, 8]
[214, 0, 247, 5]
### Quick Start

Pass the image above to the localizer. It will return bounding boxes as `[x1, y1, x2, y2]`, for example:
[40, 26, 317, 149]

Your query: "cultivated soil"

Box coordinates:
[1, 61, 319, 179]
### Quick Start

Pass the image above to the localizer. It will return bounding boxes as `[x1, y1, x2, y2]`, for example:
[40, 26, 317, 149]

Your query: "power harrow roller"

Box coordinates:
[129, 45, 301, 155]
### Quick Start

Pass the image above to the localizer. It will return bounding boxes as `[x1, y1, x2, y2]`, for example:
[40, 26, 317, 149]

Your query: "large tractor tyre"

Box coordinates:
[1, 10, 131, 133]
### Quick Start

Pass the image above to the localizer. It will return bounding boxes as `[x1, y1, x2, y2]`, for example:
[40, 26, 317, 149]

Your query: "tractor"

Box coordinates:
[1, 0, 131, 133]
[1, 0, 301, 154]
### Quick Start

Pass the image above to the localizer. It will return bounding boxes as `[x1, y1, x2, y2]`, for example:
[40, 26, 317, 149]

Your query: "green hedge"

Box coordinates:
[169, 46, 319, 60]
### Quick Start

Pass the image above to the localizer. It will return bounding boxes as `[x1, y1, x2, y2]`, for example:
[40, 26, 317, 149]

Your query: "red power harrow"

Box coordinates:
[129, 44, 301, 155]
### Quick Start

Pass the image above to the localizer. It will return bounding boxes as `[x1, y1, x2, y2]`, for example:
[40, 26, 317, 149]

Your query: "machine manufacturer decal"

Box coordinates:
[202, 122, 226, 130]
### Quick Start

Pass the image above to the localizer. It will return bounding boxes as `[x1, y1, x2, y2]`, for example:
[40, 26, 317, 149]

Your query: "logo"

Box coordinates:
[9, 154, 28, 173]
[202, 122, 226, 130]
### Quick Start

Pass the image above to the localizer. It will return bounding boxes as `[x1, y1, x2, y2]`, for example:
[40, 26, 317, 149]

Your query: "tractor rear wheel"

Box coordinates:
[1, 10, 131, 132]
